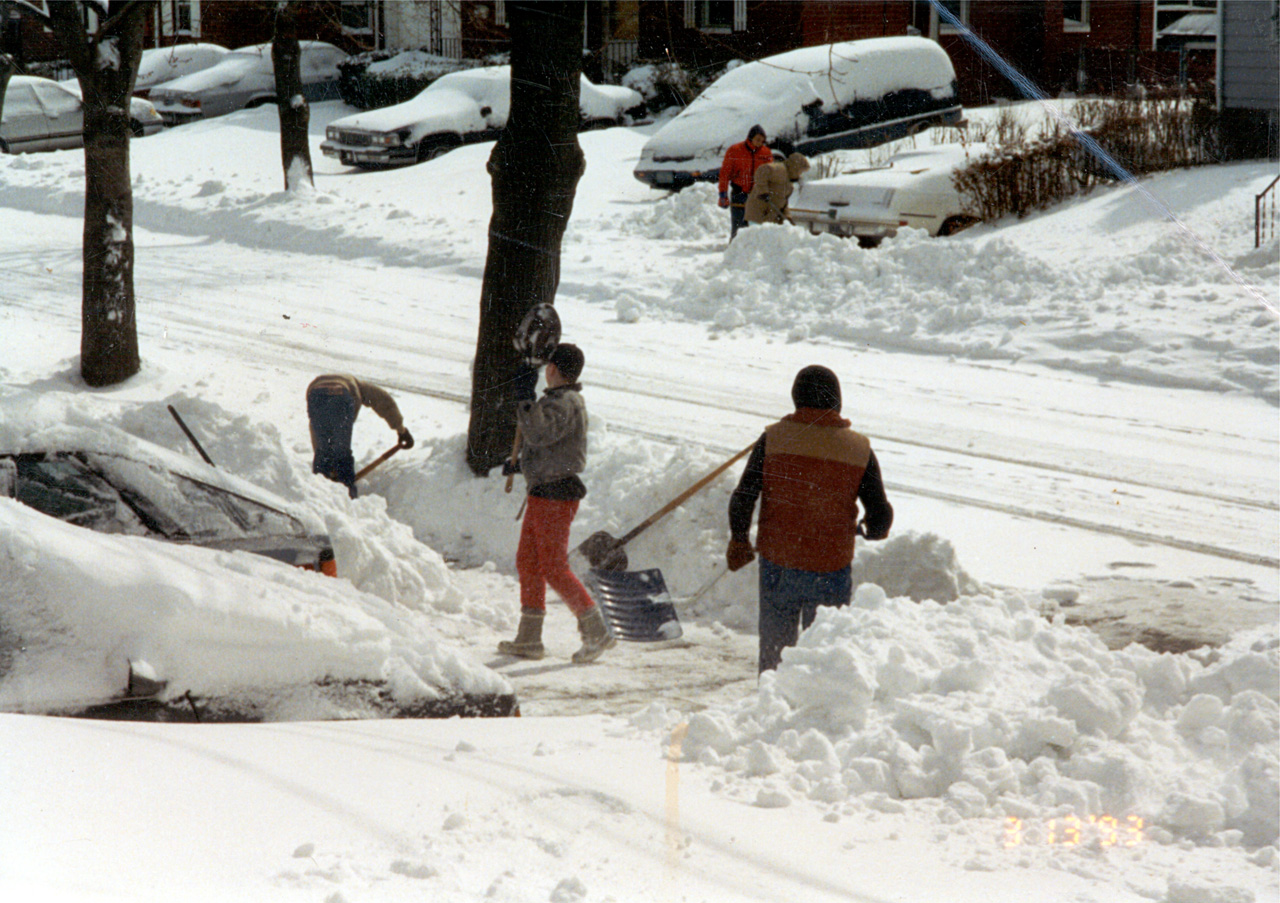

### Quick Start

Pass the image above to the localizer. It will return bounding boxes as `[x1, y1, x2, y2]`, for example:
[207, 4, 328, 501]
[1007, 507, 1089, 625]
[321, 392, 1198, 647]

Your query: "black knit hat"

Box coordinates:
[548, 342, 584, 383]
[791, 365, 841, 411]
[747, 124, 766, 141]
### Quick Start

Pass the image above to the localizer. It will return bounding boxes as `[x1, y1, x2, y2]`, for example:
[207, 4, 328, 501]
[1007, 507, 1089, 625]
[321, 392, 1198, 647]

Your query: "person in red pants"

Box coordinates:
[499, 343, 615, 664]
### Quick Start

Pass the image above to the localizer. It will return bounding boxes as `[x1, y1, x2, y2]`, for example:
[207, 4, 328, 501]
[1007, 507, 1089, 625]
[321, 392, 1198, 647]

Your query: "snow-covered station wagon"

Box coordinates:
[633, 36, 964, 190]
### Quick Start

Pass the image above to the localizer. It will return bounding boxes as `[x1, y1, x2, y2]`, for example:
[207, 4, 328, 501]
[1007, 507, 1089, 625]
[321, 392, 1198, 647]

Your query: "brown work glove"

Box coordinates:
[726, 538, 756, 572]
[397, 427, 414, 450]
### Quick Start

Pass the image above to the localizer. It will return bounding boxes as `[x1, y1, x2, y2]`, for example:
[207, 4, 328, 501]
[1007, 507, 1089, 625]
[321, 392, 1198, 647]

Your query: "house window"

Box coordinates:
[1063, 0, 1091, 31]
[340, 1, 373, 35]
[159, 1, 198, 37]
[495, 1, 507, 27]
[936, 0, 970, 34]
[683, 0, 745, 33]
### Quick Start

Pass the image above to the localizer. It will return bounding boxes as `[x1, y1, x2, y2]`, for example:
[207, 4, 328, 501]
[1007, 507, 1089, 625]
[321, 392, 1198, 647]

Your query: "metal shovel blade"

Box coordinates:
[585, 567, 682, 642]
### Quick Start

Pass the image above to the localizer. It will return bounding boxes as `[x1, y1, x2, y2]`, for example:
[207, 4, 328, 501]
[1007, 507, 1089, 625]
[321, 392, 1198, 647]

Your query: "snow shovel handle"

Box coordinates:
[504, 426, 522, 494]
[168, 405, 215, 467]
[355, 442, 400, 482]
[615, 442, 755, 548]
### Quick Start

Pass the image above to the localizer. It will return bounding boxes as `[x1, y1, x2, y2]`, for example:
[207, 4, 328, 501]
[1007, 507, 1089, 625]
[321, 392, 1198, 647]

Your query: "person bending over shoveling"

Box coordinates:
[307, 374, 413, 498]
[500, 343, 615, 664]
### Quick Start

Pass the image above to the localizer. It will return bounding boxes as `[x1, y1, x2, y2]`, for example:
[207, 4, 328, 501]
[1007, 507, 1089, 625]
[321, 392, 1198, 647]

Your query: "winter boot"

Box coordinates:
[498, 609, 545, 660]
[571, 605, 616, 664]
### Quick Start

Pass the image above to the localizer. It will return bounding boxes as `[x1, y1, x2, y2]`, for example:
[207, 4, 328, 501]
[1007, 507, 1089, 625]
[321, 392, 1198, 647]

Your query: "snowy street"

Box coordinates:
[1, 98, 1277, 902]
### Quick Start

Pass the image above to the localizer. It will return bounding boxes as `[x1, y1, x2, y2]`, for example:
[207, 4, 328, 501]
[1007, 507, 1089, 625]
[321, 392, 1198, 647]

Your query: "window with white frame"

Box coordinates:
[936, 0, 970, 34]
[683, 0, 745, 33]
[1063, 0, 1091, 31]
[495, 1, 507, 27]
[159, 1, 198, 37]
[340, 1, 374, 36]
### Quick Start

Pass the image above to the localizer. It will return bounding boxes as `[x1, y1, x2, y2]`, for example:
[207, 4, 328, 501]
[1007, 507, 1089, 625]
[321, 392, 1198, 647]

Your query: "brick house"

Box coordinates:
[638, 1, 1159, 105]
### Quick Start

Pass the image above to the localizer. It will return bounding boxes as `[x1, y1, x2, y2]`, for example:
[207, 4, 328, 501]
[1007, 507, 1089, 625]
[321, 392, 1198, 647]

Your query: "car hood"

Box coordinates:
[150, 55, 262, 95]
[329, 86, 490, 136]
[640, 36, 958, 166]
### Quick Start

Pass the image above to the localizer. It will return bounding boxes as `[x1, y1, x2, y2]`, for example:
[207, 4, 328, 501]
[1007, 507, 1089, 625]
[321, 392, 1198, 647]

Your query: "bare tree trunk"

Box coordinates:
[49, 1, 151, 388]
[0, 53, 16, 129]
[465, 1, 586, 475]
[272, 1, 312, 191]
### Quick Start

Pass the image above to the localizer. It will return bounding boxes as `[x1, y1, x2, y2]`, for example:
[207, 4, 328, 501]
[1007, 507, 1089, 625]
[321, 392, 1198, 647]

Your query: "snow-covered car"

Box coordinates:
[0, 434, 336, 576]
[633, 36, 964, 190]
[788, 143, 987, 247]
[321, 65, 643, 168]
[0, 75, 164, 153]
[147, 41, 347, 126]
[0, 495, 519, 723]
[133, 42, 229, 97]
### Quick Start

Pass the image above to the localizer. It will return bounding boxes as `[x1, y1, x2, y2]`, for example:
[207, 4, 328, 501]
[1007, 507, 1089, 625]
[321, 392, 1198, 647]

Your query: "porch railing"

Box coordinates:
[1257, 175, 1279, 248]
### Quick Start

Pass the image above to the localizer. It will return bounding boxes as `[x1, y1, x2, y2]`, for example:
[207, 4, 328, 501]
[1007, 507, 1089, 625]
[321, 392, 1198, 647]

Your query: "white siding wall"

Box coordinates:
[1220, 0, 1279, 110]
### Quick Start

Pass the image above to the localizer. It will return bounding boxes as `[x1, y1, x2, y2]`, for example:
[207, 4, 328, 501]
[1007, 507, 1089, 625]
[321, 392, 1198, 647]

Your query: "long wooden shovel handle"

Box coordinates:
[504, 426, 522, 493]
[355, 442, 400, 482]
[616, 442, 755, 547]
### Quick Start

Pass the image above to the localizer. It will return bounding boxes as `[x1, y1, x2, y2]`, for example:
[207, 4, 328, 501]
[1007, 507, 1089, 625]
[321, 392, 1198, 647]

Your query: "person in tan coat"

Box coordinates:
[306, 374, 413, 497]
[745, 152, 811, 225]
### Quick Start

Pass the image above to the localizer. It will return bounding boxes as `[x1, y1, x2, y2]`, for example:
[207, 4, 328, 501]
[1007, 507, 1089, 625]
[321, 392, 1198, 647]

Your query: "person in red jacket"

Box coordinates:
[726, 365, 893, 672]
[718, 124, 772, 240]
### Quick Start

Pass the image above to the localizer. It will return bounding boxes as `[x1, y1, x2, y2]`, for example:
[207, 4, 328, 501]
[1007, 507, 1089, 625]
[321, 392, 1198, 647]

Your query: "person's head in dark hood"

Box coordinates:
[746, 124, 766, 149]
[791, 365, 841, 412]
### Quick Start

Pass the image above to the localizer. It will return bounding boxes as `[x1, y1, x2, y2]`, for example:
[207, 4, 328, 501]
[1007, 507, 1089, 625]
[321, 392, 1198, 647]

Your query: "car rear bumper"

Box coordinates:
[633, 168, 716, 190]
[789, 209, 907, 239]
[152, 107, 203, 127]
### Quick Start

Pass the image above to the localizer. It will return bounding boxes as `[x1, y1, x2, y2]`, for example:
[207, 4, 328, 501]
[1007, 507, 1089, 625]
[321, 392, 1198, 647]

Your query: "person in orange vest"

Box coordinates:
[726, 365, 894, 673]
[717, 124, 772, 240]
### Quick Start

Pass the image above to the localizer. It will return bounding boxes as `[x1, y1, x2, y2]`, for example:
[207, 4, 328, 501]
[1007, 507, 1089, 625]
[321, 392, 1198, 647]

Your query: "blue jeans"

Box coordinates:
[758, 558, 852, 673]
[307, 387, 358, 498]
[729, 186, 750, 240]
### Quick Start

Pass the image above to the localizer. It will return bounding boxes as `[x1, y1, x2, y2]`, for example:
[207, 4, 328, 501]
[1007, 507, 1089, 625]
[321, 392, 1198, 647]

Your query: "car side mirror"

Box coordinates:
[0, 459, 15, 499]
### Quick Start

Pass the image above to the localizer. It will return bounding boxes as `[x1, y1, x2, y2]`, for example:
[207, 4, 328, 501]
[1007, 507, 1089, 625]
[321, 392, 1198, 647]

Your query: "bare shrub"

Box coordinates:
[953, 88, 1221, 222]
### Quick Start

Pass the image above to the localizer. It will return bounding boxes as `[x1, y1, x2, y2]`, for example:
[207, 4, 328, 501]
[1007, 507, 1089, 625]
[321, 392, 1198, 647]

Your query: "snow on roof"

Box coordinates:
[645, 36, 958, 160]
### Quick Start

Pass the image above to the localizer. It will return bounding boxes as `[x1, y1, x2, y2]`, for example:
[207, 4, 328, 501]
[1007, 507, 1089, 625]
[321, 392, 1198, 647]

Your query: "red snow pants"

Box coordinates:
[516, 496, 597, 616]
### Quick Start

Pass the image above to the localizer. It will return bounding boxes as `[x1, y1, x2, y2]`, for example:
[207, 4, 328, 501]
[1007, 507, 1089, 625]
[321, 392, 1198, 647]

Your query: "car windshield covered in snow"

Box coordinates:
[634, 36, 963, 189]
[2, 432, 334, 573]
[321, 65, 643, 168]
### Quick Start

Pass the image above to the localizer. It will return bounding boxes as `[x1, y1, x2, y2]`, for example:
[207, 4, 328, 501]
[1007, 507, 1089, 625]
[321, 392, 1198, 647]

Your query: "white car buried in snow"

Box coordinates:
[321, 65, 643, 168]
[633, 36, 964, 190]
[148, 41, 347, 126]
[1, 75, 164, 153]
[788, 143, 987, 247]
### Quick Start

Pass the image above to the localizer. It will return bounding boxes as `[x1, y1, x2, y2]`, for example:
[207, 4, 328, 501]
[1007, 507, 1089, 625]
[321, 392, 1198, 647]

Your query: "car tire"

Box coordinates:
[415, 134, 461, 163]
[938, 215, 980, 237]
[857, 236, 883, 249]
[130, 119, 146, 138]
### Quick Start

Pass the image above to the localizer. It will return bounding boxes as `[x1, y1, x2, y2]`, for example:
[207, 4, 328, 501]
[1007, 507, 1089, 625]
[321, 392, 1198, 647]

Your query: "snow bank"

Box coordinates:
[625, 213, 1278, 402]
[662, 586, 1278, 848]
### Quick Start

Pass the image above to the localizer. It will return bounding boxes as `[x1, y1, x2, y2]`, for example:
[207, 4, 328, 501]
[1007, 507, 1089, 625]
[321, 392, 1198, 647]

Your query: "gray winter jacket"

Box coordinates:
[516, 384, 588, 498]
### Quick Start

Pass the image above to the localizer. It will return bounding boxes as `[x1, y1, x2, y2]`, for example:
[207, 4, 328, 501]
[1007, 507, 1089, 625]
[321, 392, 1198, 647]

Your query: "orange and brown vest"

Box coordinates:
[757, 411, 871, 573]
